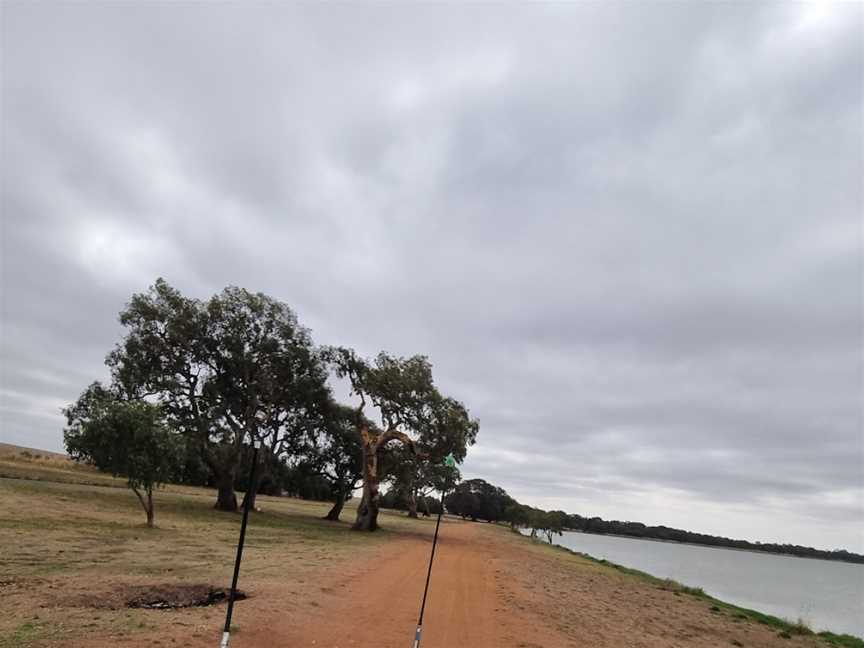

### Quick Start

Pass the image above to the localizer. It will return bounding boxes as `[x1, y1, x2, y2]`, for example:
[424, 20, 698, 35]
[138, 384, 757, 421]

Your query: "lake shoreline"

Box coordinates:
[560, 528, 864, 565]
[532, 531, 864, 648]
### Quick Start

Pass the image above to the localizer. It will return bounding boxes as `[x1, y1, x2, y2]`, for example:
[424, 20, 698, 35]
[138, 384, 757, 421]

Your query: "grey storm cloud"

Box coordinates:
[1, 2, 861, 551]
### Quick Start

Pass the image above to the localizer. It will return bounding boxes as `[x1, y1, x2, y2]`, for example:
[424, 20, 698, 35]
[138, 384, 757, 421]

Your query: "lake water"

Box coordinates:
[536, 530, 864, 637]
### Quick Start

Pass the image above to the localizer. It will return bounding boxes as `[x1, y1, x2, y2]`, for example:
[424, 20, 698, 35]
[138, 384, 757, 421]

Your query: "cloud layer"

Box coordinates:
[2, 2, 861, 551]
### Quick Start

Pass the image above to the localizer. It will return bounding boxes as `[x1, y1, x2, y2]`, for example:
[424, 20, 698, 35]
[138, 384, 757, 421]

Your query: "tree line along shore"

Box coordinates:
[439, 478, 864, 564]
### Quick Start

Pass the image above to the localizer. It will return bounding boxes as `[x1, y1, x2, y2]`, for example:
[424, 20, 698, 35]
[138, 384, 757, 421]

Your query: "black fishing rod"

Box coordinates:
[220, 439, 260, 648]
[412, 488, 446, 648]
[412, 454, 457, 648]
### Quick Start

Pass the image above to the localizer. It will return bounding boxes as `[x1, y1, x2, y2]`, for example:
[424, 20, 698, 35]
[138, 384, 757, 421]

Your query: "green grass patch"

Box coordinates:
[0, 619, 46, 648]
[818, 633, 864, 648]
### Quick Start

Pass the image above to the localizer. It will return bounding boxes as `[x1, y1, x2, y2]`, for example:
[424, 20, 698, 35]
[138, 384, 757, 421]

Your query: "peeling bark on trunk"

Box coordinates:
[353, 441, 380, 531]
[352, 423, 417, 531]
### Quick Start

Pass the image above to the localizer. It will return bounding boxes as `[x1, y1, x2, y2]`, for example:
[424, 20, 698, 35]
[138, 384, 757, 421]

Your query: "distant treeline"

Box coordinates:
[561, 514, 864, 564]
[440, 478, 864, 564]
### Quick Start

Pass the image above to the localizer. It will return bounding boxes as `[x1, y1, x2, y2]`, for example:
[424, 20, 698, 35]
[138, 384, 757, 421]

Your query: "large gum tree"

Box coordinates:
[325, 348, 479, 531]
[314, 402, 366, 522]
[109, 279, 329, 511]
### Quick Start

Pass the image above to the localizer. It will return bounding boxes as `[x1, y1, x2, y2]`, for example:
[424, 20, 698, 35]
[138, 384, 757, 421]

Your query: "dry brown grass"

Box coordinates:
[0, 449, 428, 647]
[0, 444, 119, 487]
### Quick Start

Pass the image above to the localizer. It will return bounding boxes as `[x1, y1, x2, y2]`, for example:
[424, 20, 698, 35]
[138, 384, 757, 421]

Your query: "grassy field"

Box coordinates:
[0, 443, 120, 487]
[0, 445, 428, 648]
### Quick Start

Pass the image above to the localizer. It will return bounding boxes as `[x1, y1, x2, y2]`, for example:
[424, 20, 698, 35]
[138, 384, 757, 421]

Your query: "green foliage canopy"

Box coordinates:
[107, 279, 331, 510]
[63, 382, 181, 526]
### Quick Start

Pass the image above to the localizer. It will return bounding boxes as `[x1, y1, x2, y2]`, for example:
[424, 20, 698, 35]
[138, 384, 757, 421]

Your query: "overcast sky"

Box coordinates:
[1, 2, 862, 552]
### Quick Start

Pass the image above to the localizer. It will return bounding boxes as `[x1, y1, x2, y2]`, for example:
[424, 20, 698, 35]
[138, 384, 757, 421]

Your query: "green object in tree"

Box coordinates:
[444, 453, 457, 468]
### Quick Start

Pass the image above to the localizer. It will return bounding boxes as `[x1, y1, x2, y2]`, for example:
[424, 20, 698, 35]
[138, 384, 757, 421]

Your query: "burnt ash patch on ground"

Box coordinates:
[59, 583, 247, 610]
[125, 584, 246, 609]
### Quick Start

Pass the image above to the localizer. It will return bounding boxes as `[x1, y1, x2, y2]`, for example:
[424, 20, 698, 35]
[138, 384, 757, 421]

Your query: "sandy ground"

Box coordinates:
[47, 518, 829, 648]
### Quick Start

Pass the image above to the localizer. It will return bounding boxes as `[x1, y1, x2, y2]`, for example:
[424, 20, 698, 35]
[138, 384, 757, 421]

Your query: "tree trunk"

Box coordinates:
[215, 470, 238, 512]
[146, 489, 155, 528]
[353, 441, 380, 531]
[353, 423, 416, 531]
[353, 479, 380, 531]
[131, 485, 155, 528]
[325, 490, 346, 521]
[407, 488, 418, 519]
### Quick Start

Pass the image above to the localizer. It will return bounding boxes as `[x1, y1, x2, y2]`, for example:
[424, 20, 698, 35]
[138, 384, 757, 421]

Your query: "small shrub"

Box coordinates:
[790, 618, 812, 635]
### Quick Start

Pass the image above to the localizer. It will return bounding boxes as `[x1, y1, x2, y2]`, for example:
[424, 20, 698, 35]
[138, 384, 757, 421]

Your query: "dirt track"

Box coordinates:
[238, 519, 569, 648]
[224, 519, 826, 648]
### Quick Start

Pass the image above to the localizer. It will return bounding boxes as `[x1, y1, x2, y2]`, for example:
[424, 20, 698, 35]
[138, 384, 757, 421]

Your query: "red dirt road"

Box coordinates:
[237, 519, 569, 648]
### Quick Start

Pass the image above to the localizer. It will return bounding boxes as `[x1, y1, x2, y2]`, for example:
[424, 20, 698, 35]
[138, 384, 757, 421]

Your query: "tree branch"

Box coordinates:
[130, 485, 148, 516]
[373, 428, 418, 454]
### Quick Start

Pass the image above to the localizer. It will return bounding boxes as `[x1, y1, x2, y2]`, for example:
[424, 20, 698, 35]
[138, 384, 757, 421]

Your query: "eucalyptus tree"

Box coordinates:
[389, 449, 460, 518]
[206, 286, 330, 510]
[312, 402, 365, 521]
[324, 348, 479, 531]
[504, 503, 532, 531]
[527, 509, 566, 543]
[64, 382, 181, 527]
[444, 478, 514, 522]
[108, 279, 330, 511]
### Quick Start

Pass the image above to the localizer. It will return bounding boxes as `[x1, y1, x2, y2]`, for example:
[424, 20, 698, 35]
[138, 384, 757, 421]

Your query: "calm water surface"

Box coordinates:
[540, 531, 863, 637]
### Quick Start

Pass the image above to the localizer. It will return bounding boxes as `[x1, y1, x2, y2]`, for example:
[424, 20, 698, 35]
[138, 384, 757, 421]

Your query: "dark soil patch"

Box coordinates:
[61, 583, 246, 610]
[126, 584, 246, 609]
